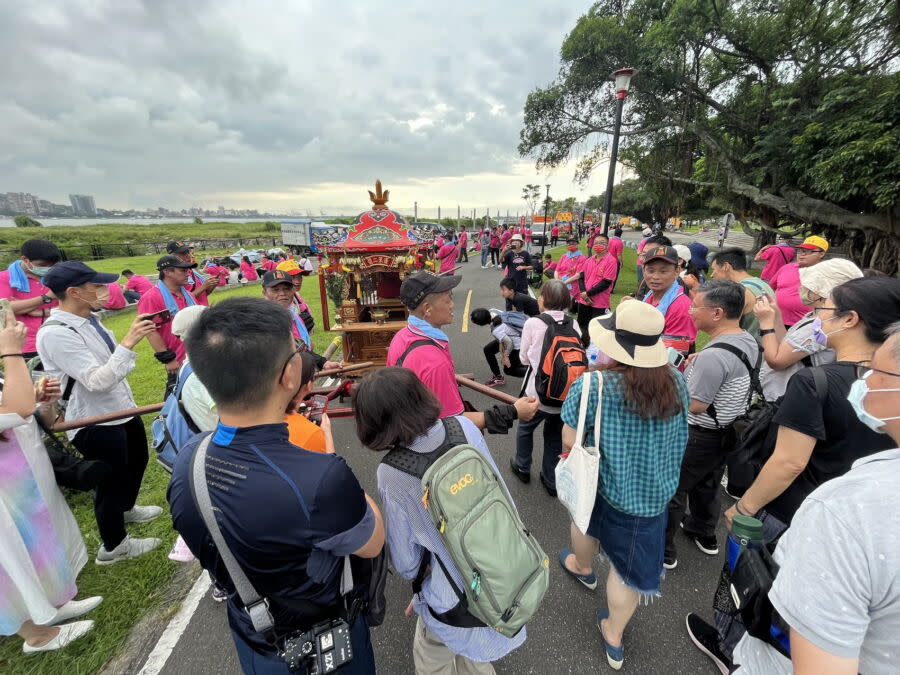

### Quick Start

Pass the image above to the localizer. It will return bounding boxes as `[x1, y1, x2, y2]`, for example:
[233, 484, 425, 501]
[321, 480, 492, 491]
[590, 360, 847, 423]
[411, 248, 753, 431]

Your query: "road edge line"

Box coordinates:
[137, 570, 212, 675]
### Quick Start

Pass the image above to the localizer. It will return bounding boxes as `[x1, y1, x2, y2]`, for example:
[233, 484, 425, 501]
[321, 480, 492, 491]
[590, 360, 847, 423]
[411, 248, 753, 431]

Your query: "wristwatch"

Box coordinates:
[41, 294, 52, 304]
[759, 328, 776, 336]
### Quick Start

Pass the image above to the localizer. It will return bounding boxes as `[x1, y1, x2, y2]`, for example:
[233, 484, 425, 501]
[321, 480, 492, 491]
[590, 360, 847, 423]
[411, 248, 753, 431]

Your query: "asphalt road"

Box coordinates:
[155, 257, 727, 675]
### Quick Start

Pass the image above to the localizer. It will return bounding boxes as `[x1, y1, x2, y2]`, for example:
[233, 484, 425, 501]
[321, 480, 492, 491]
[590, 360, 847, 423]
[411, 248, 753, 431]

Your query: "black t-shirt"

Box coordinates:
[167, 423, 374, 654]
[768, 362, 895, 523]
[510, 292, 539, 316]
[501, 248, 532, 292]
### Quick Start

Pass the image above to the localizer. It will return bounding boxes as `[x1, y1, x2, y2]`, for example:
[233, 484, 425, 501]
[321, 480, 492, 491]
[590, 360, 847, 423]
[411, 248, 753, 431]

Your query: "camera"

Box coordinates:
[279, 619, 353, 673]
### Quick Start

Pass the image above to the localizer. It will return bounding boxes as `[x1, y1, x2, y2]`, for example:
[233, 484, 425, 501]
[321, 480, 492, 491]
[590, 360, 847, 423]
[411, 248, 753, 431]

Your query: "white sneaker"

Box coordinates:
[95, 535, 161, 565]
[48, 596, 103, 625]
[22, 620, 93, 653]
[123, 505, 163, 524]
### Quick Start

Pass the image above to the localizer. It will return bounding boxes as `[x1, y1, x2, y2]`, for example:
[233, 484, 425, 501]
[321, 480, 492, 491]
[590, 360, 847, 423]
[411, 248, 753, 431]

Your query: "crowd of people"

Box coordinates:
[1, 228, 898, 675]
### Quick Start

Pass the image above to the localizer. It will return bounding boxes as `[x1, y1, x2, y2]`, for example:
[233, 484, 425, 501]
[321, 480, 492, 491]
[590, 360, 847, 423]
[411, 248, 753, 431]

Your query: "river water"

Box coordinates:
[0, 217, 307, 228]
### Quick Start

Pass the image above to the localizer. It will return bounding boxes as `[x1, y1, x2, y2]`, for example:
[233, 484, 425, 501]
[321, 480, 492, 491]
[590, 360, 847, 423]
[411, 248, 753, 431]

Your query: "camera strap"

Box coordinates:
[189, 434, 277, 640]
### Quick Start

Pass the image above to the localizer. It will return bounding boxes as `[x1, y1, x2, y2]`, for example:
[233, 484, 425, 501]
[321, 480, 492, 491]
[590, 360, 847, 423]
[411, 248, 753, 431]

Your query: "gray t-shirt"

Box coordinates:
[686, 331, 759, 429]
[733, 447, 900, 673]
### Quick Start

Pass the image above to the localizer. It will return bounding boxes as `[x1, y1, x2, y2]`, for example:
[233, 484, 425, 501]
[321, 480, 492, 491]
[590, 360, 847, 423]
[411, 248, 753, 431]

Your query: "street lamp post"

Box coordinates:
[540, 184, 551, 258]
[601, 68, 636, 237]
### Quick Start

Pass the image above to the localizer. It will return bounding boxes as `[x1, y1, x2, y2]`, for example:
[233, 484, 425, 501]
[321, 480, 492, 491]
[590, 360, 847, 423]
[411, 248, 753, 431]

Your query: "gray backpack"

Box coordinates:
[382, 417, 549, 637]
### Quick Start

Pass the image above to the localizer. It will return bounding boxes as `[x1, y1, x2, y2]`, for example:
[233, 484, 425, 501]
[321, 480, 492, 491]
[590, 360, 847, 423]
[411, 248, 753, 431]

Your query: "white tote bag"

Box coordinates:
[554, 371, 602, 534]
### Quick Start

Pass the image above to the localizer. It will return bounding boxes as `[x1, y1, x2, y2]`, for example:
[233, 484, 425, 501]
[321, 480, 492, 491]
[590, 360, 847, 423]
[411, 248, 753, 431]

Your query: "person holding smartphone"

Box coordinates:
[37, 261, 162, 566]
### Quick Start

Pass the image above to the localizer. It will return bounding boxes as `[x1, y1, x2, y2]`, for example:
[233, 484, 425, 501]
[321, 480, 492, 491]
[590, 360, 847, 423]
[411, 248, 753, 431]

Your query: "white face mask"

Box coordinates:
[847, 370, 900, 434]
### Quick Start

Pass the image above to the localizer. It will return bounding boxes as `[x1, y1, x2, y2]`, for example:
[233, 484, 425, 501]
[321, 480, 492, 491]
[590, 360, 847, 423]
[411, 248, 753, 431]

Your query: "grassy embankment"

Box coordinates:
[0, 280, 330, 675]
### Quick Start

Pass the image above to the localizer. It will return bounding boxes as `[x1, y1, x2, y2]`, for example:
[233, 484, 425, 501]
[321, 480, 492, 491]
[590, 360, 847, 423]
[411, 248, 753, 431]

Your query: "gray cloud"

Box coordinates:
[0, 1, 585, 211]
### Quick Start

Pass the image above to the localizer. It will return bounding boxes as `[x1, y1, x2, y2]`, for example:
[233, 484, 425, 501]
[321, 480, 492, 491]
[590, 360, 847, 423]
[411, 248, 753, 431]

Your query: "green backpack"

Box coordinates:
[382, 417, 549, 637]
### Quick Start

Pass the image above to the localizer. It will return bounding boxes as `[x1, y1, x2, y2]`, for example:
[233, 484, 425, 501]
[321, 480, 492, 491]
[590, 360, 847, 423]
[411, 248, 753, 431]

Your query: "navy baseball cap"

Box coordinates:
[42, 261, 120, 295]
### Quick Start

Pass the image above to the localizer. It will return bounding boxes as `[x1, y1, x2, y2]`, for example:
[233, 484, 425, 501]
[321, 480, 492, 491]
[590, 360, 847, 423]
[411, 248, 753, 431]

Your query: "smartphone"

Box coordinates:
[143, 309, 172, 325]
[305, 395, 329, 426]
[667, 346, 686, 369]
[0, 298, 10, 328]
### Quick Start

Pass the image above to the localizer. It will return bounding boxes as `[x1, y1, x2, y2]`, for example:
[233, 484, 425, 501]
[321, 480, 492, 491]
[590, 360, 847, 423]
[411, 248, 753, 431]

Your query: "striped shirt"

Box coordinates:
[686, 331, 758, 429]
[376, 416, 526, 662]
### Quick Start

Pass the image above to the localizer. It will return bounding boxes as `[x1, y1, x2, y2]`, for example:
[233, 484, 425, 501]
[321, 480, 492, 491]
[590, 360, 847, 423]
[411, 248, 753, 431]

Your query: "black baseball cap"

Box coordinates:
[157, 254, 197, 271]
[166, 240, 191, 254]
[399, 271, 462, 310]
[42, 261, 119, 295]
[262, 270, 293, 288]
[643, 246, 680, 265]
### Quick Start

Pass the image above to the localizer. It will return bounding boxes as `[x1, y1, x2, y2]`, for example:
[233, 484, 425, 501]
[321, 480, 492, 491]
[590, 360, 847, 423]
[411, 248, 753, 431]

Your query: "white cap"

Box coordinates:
[674, 244, 691, 263]
[171, 304, 207, 339]
[641, 227, 652, 236]
[510, 234, 524, 242]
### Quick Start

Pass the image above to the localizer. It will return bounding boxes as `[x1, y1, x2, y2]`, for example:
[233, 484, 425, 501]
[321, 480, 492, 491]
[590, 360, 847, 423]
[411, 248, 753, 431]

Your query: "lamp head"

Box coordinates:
[612, 68, 637, 99]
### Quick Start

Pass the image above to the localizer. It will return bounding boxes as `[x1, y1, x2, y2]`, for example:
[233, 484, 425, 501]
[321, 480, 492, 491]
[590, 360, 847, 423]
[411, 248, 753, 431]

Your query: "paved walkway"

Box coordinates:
[141, 262, 726, 675]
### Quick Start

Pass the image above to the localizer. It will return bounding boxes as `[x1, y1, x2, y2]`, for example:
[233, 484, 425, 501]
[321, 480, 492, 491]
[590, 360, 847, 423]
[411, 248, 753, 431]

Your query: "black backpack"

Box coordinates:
[726, 366, 829, 498]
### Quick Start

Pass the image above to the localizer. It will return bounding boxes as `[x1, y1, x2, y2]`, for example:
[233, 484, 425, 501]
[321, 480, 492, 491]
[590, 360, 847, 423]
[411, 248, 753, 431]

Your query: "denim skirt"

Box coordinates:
[585, 494, 666, 596]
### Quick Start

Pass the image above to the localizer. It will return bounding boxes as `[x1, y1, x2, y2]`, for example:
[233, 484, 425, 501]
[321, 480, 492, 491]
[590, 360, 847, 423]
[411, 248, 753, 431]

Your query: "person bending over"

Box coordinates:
[469, 308, 528, 388]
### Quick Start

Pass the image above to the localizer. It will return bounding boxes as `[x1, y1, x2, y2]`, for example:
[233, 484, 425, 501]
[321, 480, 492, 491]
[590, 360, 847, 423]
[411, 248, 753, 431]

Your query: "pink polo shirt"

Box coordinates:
[644, 289, 697, 340]
[759, 244, 795, 283]
[124, 273, 153, 296]
[436, 243, 459, 274]
[500, 231, 512, 247]
[0, 269, 58, 353]
[555, 253, 585, 299]
[204, 265, 229, 286]
[577, 253, 618, 309]
[137, 285, 191, 363]
[387, 326, 464, 418]
[262, 259, 278, 272]
[184, 270, 210, 306]
[240, 261, 259, 282]
[771, 262, 807, 326]
[458, 231, 468, 247]
[103, 282, 127, 310]
[608, 237, 624, 263]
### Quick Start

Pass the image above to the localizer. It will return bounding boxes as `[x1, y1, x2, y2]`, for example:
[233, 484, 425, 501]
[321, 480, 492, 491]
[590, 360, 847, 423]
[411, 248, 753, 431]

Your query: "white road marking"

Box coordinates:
[138, 570, 212, 675]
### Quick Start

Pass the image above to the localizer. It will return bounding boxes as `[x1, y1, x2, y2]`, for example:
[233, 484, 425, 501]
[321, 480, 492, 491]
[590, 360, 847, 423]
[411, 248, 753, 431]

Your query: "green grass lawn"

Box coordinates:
[0, 280, 329, 674]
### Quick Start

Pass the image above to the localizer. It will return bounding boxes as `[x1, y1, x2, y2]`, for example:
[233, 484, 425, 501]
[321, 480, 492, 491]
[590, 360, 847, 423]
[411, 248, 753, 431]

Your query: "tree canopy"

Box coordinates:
[13, 215, 42, 227]
[520, 0, 899, 273]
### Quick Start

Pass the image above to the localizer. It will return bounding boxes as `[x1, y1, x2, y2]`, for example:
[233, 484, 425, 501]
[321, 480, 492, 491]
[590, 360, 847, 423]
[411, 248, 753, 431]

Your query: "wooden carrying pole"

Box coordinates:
[51, 362, 375, 433]
[455, 374, 517, 404]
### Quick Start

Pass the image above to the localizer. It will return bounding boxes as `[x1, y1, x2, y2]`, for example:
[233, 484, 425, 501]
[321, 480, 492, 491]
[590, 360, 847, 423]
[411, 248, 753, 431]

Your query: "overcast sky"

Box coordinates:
[0, 1, 618, 216]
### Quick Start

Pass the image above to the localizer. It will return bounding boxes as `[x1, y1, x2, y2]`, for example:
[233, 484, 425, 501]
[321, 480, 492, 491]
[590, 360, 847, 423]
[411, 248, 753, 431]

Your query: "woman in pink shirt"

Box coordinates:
[239, 256, 258, 282]
[771, 237, 828, 327]
[203, 263, 229, 287]
[755, 240, 795, 283]
[575, 236, 619, 344]
[435, 241, 459, 274]
[555, 236, 585, 306]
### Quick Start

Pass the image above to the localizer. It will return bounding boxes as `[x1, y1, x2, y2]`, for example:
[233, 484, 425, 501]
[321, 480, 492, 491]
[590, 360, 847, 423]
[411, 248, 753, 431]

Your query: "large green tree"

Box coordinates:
[520, 0, 900, 273]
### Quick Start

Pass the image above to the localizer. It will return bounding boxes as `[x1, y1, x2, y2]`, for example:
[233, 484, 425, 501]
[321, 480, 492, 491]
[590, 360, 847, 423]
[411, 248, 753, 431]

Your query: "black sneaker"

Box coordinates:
[685, 613, 731, 675]
[663, 555, 678, 570]
[509, 458, 531, 484]
[693, 535, 719, 555]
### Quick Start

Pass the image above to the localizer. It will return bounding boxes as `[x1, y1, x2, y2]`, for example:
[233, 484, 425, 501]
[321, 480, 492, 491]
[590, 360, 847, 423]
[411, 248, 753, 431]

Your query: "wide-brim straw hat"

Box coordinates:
[588, 301, 668, 368]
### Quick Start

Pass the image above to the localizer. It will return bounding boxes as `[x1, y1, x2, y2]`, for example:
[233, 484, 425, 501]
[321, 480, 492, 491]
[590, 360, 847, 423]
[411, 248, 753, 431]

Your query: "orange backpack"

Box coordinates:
[535, 314, 587, 406]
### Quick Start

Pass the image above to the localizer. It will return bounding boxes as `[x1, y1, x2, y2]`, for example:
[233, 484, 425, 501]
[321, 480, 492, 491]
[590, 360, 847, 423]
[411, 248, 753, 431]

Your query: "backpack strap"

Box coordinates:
[380, 417, 467, 479]
[703, 342, 763, 427]
[810, 366, 829, 404]
[173, 362, 201, 434]
[395, 338, 439, 367]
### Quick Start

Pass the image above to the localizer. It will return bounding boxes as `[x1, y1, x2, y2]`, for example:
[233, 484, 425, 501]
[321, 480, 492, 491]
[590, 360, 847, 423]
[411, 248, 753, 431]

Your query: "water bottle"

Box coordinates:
[586, 344, 600, 369]
[727, 514, 764, 571]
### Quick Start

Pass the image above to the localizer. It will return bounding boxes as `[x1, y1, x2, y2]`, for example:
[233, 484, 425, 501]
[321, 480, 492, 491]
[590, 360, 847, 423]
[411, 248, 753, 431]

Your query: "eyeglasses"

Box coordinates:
[279, 346, 303, 381]
[855, 364, 900, 380]
[688, 304, 716, 312]
[812, 306, 840, 315]
[796, 248, 824, 255]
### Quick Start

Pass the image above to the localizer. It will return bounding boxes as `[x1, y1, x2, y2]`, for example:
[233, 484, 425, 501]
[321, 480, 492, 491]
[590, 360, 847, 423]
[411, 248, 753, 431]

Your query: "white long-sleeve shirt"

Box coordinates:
[36, 308, 137, 439]
[519, 310, 581, 413]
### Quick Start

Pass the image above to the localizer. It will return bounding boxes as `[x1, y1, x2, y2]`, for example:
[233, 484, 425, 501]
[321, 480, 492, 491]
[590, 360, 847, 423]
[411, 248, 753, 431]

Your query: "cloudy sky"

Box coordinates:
[1, 1, 617, 216]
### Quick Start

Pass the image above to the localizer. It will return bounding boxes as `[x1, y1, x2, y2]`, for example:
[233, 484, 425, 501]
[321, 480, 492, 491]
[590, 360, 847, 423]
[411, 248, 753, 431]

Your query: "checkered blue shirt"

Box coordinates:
[561, 371, 690, 517]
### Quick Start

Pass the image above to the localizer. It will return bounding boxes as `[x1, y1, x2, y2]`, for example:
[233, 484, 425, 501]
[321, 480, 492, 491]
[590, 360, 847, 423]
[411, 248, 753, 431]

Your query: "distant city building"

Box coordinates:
[6, 192, 41, 215]
[69, 194, 97, 216]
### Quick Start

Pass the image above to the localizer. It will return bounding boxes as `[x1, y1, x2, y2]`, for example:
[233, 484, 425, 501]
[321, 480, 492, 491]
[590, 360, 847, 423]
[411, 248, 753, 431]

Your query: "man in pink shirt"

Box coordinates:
[0, 238, 61, 358]
[387, 271, 538, 431]
[640, 246, 698, 344]
[574, 235, 619, 345]
[166, 241, 217, 305]
[103, 281, 128, 310]
[500, 226, 512, 249]
[122, 269, 153, 302]
[202, 261, 229, 287]
[435, 240, 459, 275]
[138, 255, 199, 395]
[555, 236, 585, 306]
[457, 228, 469, 263]
[550, 225, 560, 247]
[755, 235, 796, 283]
